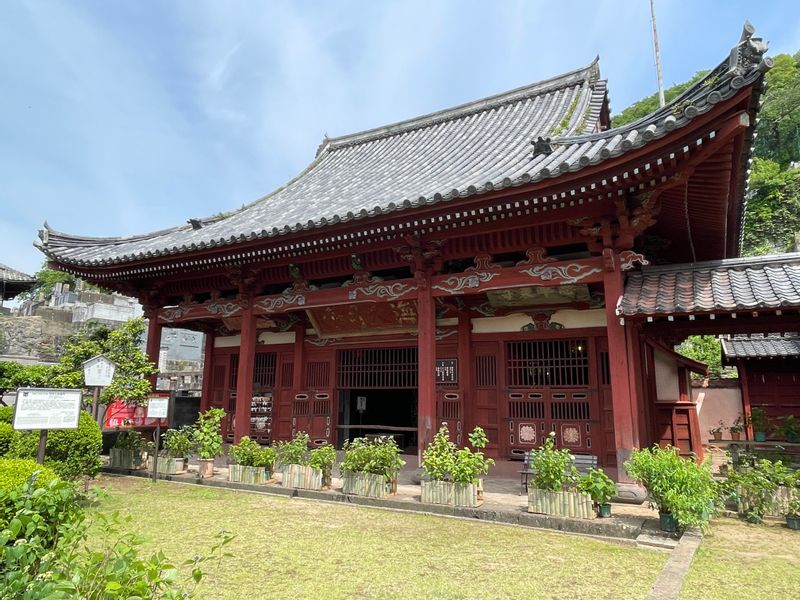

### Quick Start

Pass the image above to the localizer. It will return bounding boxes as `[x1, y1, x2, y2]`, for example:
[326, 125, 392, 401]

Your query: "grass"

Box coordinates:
[93, 476, 666, 600]
[680, 516, 800, 599]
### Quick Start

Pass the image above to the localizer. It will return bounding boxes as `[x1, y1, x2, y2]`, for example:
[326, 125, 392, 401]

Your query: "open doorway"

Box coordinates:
[338, 389, 418, 452]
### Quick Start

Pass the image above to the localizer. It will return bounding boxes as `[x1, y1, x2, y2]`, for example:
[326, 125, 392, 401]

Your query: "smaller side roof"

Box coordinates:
[0, 262, 36, 300]
[618, 252, 800, 318]
[721, 334, 800, 362]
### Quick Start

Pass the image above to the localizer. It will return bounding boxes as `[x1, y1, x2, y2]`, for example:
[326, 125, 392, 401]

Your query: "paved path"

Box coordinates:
[647, 529, 703, 600]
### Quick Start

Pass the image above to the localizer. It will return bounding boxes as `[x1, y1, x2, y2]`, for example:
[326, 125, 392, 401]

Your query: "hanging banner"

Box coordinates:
[103, 394, 169, 430]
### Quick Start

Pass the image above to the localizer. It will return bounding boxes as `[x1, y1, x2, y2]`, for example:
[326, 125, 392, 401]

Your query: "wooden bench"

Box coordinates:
[519, 451, 598, 493]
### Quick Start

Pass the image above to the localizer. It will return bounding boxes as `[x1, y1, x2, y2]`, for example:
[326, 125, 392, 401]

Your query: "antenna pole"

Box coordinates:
[650, 0, 666, 108]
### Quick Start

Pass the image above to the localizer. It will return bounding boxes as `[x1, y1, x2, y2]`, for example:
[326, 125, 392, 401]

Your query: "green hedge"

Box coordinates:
[0, 406, 13, 424]
[9, 411, 101, 480]
[0, 422, 15, 457]
[0, 458, 57, 491]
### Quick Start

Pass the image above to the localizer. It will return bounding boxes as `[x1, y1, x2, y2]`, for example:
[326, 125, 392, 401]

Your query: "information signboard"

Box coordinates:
[82, 355, 116, 387]
[435, 359, 458, 384]
[13, 388, 83, 431]
[146, 395, 170, 419]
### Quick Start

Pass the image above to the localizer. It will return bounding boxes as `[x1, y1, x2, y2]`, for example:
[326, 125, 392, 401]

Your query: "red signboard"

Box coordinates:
[103, 394, 169, 430]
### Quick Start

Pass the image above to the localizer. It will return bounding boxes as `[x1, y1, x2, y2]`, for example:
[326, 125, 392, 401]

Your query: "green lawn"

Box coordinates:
[680, 517, 800, 599]
[94, 476, 666, 600]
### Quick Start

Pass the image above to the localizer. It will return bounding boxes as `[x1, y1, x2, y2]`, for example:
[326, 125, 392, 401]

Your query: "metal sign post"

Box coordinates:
[146, 394, 170, 483]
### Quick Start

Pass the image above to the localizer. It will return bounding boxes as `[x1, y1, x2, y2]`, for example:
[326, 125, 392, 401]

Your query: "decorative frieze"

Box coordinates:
[519, 263, 602, 285]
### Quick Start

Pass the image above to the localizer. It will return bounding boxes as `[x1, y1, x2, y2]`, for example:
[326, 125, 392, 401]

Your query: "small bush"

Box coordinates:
[528, 431, 577, 492]
[0, 406, 13, 424]
[421, 425, 495, 485]
[229, 436, 275, 469]
[163, 425, 194, 459]
[577, 468, 617, 505]
[274, 432, 311, 467]
[340, 436, 405, 482]
[0, 422, 16, 456]
[193, 408, 225, 460]
[0, 457, 57, 491]
[309, 444, 336, 481]
[8, 411, 102, 480]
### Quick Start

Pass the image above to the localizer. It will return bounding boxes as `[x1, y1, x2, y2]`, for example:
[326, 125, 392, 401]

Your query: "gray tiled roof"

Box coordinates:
[721, 335, 800, 359]
[38, 24, 771, 268]
[0, 262, 35, 283]
[618, 252, 800, 317]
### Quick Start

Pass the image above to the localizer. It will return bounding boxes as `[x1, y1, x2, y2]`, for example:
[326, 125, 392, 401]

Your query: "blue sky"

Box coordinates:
[1, 1, 798, 277]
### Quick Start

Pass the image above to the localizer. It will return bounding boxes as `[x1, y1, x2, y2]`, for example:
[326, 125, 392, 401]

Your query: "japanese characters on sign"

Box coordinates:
[13, 388, 83, 430]
[82, 355, 116, 387]
[146, 395, 170, 419]
[435, 359, 458, 385]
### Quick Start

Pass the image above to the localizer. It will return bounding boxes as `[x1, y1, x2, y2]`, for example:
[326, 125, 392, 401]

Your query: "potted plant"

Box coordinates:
[786, 496, 800, 531]
[420, 425, 494, 508]
[526, 432, 594, 519]
[749, 408, 768, 442]
[275, 432, 332, 490]
[158, 426, 193, 475]
[625, 444, 716, 532]
[228, 436, 276, 484]
[729, 417, 744, 442]
[725, 458, 796, 522]
[771, 415, 800, 443]
[709, 420, 726, 442]
[577, 468, 617, 517]
[193, 408, 225, 478]
[110, 430, 145, 470]
[340, 436, 405, 498]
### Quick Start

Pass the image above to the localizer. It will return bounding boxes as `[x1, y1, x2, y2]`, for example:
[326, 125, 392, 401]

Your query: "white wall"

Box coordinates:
[654, 348, 680, 402]
[694, 384, 743, 437]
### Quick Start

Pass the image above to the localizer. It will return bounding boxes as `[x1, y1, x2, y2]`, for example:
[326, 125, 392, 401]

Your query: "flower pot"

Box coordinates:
[730, 432, 741, 441]
[527, 488, 595, 519]
[598, 503, 612, 518]
[198, 458, 215, 479]
[712, 431, 723, 441]
[719, 464, 729, 477]
[421, 479, 482, 508]
[786, 516, 800, 531]
[659, 512, 679, 532]
[755, 431, 767, 442]
[281, 464, 323, 490]
[109, 448, 137, 469]
[229, 464, 271, 485]
[157, 457, 187, 476]
[342, 472, 394, 498]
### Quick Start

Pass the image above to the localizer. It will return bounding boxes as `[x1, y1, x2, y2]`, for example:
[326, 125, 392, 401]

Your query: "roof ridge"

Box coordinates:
[636, 252, 800, 275]
[317, 58, 601, 154]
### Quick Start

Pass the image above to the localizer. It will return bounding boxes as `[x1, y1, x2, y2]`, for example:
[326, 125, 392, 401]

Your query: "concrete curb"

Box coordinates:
[646, 528, 703, 600]
[102, 467, 647, 542]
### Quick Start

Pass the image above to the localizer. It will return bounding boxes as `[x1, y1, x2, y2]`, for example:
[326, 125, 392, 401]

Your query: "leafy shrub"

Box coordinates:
[340, 436, 405, 482]
[723, 458, 797, 523]
[309, 444, 336, 481]
[625, 445, 716, 529]
[0, 422, 16, 456]
[192, 408, 225, 460]
[577, 468, 617, 506]
[8, 411, 102, 480]
[163, 425, 194, 459]
[0, 458, 57, 491]
[528, 432, 577, 492]
[421, 425, 495, 484]
[788, 496, 800, 518]
[114, 429, 145, 453]
[274, 432, 311, 467]
[0, 405, 13, 424]
[229, 436, 275, 469]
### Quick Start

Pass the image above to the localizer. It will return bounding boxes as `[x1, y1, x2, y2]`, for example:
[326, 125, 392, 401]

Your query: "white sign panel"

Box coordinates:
[13, 388, 83, 430]
[83, 355, 116, 387]
[146, 395, 170, 419]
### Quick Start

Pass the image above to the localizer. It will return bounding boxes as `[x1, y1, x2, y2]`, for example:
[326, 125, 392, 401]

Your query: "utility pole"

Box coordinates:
[650, 0, 666, 108]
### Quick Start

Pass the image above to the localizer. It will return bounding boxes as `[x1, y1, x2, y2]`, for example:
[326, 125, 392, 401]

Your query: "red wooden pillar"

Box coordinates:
[602, 251, 639, 482]
[292, 323, 305, 391]
[199, 331, 215, 412]
[417, 276, 436, 464]
[457, 311, 473, 433]
[145, 308, 163, 390]
[234, 306, 257, 442]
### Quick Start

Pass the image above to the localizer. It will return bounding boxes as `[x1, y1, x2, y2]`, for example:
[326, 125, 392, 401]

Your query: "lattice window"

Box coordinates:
[253, 352, 277, 390]
[474, 354, 497, 387]
[506, 339, 589, 387]
[305, 361, 330, 389]
[599, 351, 610, 386]
[337, 348, 418, 389]
[312, 393, 331, 416]
[508, 392, 546, 419]
[229, 354, 239, 389]
[439, 393, 462, 420]
[293, 394, 310, 416]
[550, 392, 591, 420]
[280, 362, 294, 388]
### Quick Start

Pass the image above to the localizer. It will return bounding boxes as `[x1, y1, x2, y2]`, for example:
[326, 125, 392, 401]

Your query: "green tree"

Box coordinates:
[753, 53, 800, 167]
[16, 261, 75, 301]
[675, 335, 736, 379]
[742, 159, 800, 254]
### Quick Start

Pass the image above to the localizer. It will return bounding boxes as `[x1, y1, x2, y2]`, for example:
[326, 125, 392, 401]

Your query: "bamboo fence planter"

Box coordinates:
[198, 459, 215, 479]
[109, 448, 139, 470]
[281, 464, 324, 490]
[738, 485, 796, 518]
[229, 464, 273, 485]
[157, 457, 187, 476]
[527, 488, 595, 519]
[341, 472, 396, 498]
[420, 479, 483, 508]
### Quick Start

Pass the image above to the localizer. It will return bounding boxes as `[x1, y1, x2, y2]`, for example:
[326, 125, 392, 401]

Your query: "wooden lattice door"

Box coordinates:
[293, 351, 334, 445]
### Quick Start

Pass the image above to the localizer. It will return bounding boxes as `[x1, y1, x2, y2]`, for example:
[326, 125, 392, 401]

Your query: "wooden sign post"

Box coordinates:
[82, 355, 116, 423]
[146, 394, 170, 482]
